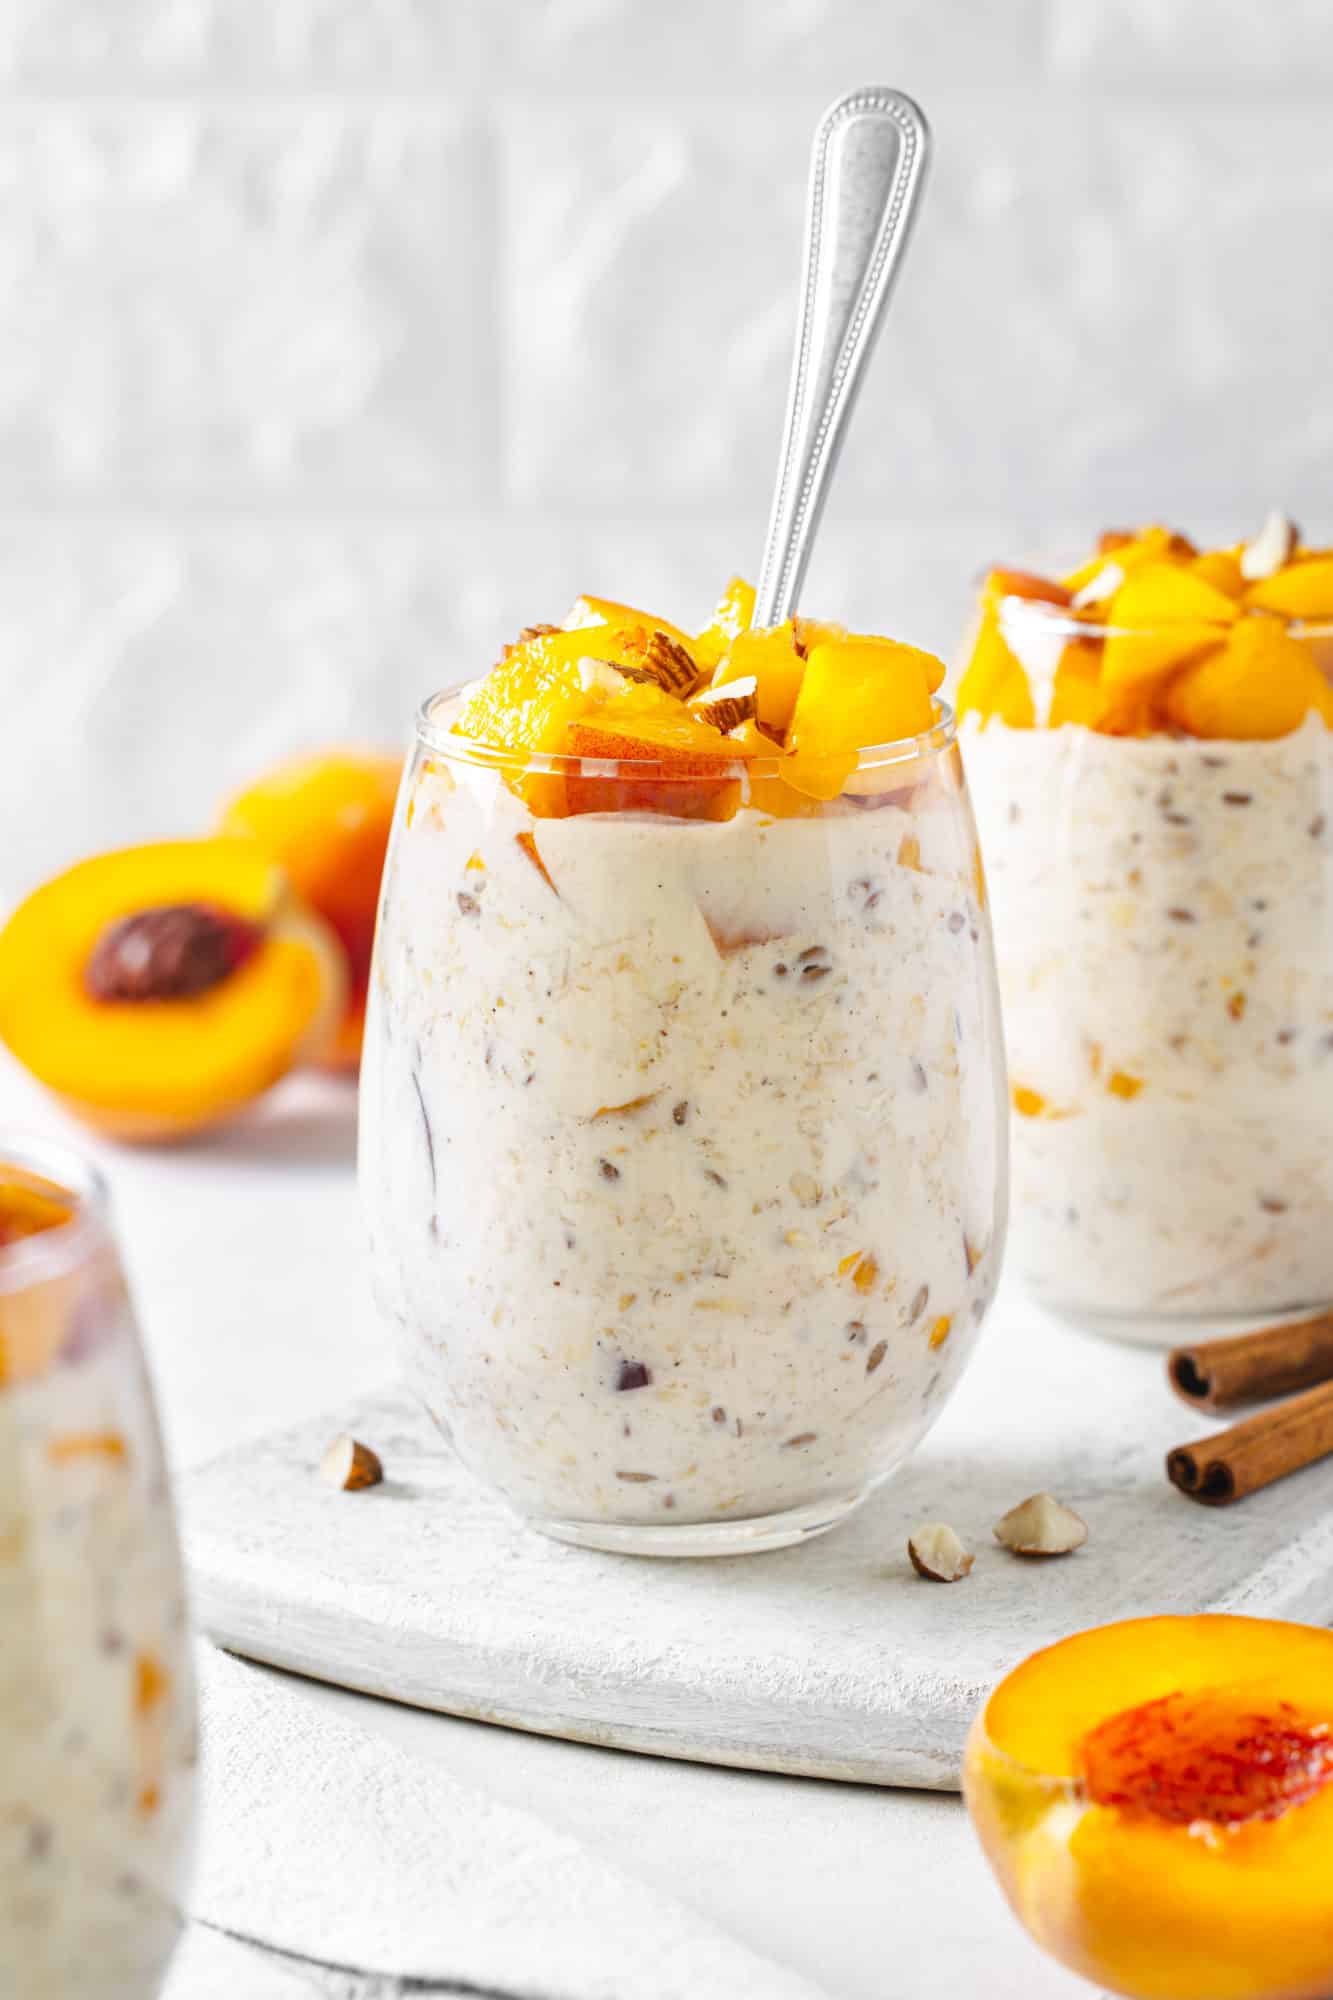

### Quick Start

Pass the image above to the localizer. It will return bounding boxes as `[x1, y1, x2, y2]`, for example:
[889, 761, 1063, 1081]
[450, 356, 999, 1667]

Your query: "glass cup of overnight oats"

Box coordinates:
[361, 585, 1008, 1553]
[958, 520, 1333, 1342]
[0, 1138, 196, 1996]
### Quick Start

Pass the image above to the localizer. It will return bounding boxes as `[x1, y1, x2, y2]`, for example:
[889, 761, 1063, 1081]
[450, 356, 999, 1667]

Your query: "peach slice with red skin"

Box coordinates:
[965, 1614, 1333, 2000]
[564, 686, 751, 821]
[0, 840, 345, 1141]
[218, 750, 402, 1070]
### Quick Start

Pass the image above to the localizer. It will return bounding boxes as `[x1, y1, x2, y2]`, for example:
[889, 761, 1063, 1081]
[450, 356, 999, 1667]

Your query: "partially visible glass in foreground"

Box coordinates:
[0, 1139, 196, 1997]
[361, 692, 1008, 1554]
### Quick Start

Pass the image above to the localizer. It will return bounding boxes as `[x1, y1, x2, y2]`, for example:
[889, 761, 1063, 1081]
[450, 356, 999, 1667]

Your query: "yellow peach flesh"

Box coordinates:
[965, 1615, 1333, 2000]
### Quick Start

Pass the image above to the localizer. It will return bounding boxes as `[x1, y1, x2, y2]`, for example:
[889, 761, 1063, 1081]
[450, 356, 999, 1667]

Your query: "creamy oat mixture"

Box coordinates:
[0, 1252, 195, 1996]
[361, 741, 1005, 1533]
[964, 713, 1333, 1322]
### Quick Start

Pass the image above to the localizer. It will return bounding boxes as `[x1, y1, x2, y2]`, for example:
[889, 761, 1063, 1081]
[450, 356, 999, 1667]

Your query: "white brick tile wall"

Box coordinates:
[1049, 0, 1333, 86]
[1, 0, 1329, 904]
[0, 0, 476, 84]
[502, 101, 803, 509]
[0, 107, 489, 498]
[494, 0, 1049, 93]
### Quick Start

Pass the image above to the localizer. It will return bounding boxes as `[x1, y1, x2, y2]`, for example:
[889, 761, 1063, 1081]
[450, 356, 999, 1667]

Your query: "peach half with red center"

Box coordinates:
[964, 1615, 1333, 2000]
[0, 841, 345, 1141]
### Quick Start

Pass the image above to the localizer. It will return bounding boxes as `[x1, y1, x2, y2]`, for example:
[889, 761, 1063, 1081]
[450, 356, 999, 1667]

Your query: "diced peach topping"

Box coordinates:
[1246, 553, 1333, 620]
[1101, 563, 1239, 692]
[563, 593, 696, 655]
[1164, 617, 1333, 740]
[451, 584, 949, 818]
[0, 1171, 72, 1250]
[695, 576, 757, 672]
[959, 520, 1333, 740]
[787, 639, 935, 799]
[719, 623, 807, 737]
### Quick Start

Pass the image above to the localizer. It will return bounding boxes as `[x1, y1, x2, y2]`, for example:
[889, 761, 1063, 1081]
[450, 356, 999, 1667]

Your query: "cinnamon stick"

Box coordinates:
[1168, 1310, 1333, 1412]
[1167, 1379, 1333, 1506]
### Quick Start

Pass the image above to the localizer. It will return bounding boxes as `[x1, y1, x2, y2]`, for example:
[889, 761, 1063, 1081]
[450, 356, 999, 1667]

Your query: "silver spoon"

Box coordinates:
[753, 87, 931, 632]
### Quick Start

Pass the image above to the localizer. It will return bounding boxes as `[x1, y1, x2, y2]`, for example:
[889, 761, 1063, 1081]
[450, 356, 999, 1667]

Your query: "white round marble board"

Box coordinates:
[182, 1297, 1333, 1792]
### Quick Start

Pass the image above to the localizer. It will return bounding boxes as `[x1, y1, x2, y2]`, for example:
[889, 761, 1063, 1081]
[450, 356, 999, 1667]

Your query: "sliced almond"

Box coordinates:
[579, 656, 642, 694]
[1239, 511, 1299, 582]
[690, 674, 758, 734]
[618, 628, 702, 697]
[907, 1521, 975, 1582]
[320, 1435, 384, 1491]
[993, 1491, 1087, 1557]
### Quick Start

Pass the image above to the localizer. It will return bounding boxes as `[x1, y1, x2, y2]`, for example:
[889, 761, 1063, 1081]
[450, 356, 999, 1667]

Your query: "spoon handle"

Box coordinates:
[753, 87, 931, 631]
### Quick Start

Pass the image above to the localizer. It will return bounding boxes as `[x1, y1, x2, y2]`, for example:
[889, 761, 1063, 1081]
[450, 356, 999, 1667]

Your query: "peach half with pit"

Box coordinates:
[965, 1614, 1333, 2000]
[0, 840, 345, 1141]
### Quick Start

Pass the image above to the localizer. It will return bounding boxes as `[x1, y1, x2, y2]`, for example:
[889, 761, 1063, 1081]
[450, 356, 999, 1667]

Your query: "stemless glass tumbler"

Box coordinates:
[0, 1138, 196, 1999]
[361, 688, 1008, 1554]
[963, 596, 1333, 1342]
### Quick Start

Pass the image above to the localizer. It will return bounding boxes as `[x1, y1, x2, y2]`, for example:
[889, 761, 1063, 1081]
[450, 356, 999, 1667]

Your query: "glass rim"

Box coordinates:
[0, 1131, 111, 1294]
[994, 595, 1333, 643]
[415, 680, 958, 780]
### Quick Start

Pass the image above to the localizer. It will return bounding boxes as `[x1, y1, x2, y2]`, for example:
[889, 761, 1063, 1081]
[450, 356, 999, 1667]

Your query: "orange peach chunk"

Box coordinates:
[1163, 619, 1333, 740]
[717, 623, 807, 737]
[563, 594, 695, 654]
[694, 576, 756, 671]
[1102, 562, 1239, 691]
[786, 638, 937, 799]
[564, 683, 749, 820]
[955, 570, 1066, 727]
[1245, 554, 1333, 621]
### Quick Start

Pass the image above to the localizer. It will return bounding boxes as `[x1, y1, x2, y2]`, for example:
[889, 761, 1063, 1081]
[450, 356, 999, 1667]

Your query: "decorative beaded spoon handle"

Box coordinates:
[752, 87, 931, 630]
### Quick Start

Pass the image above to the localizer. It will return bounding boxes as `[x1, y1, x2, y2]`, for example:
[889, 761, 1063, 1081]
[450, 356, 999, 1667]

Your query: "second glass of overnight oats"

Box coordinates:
[0, 1139, 196, 1997]
[958, 518, 1333, 1341]
[361, 583, 1008, 1553]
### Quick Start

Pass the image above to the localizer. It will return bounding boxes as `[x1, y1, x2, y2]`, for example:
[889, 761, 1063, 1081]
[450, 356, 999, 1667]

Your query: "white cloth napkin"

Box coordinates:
[167, 1642, 833, 2000]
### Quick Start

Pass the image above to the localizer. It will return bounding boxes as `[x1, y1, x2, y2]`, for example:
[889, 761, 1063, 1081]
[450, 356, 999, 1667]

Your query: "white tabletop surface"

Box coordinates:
[1, 1051, 1091, 2000]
